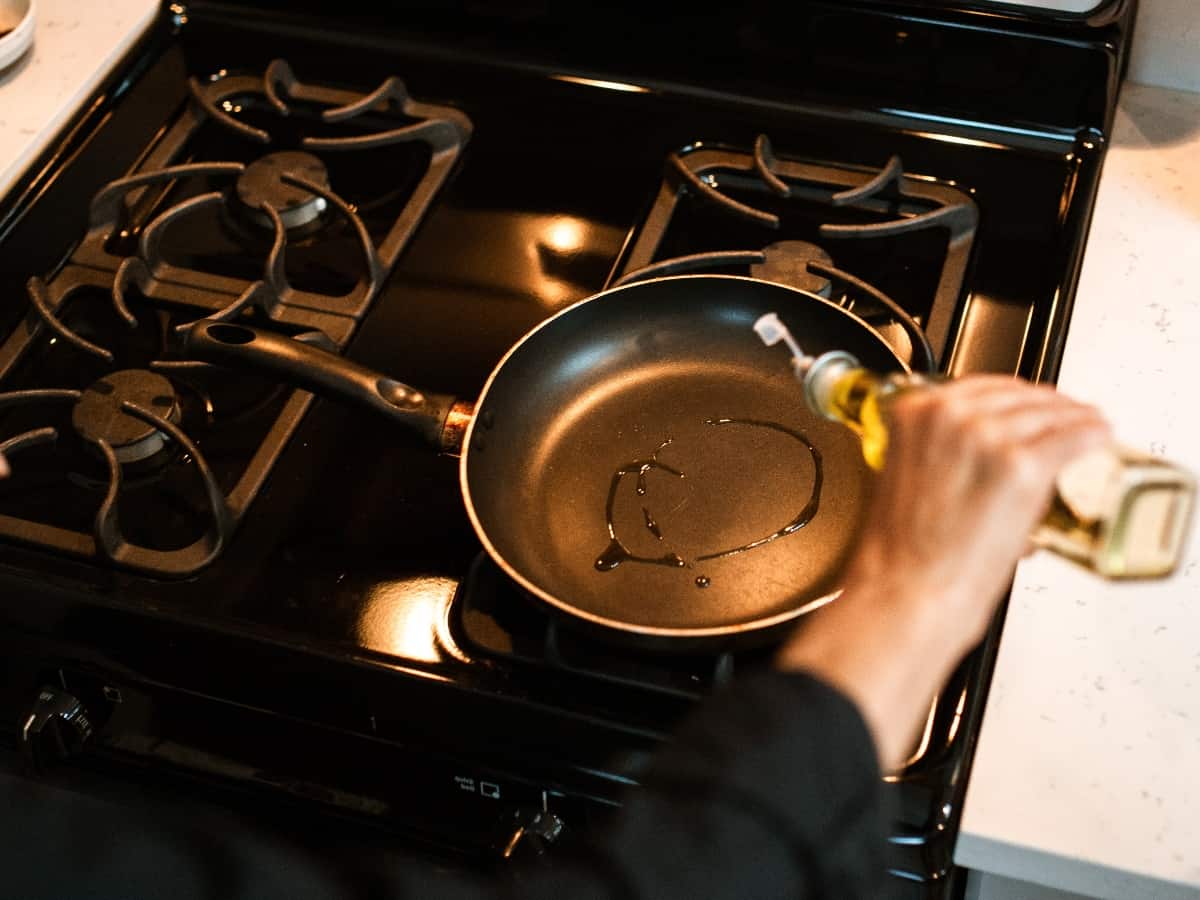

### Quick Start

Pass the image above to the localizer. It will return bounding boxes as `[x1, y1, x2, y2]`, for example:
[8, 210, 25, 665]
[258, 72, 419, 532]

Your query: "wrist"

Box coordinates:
[775, 565, 968, 771]
[841, 537, 993, 658]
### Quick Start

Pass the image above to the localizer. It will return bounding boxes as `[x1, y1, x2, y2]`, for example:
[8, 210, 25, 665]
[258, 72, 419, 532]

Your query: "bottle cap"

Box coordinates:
[805, 351, 862, 419]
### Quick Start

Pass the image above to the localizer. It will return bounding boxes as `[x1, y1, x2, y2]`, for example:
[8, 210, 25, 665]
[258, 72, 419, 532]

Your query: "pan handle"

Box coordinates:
[183, 320, 462, 450]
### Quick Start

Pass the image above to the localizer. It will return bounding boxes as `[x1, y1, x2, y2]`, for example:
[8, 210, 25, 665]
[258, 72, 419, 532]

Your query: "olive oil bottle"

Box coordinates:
[755, 314, 1196, 579]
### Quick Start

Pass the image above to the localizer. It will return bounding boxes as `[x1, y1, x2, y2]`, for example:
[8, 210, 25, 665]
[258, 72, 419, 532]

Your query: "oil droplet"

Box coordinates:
[642, 506, 664, 540]
[595, 540, 625, 572]
[695, 576, 710, 588]
[594, 540, 684, 572]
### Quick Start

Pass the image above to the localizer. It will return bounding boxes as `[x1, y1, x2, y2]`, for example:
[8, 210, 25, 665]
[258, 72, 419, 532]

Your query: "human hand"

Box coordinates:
[0, 452, 8, 478]
[849, 376, 1110, 652]
[777, 377, 1110, 770]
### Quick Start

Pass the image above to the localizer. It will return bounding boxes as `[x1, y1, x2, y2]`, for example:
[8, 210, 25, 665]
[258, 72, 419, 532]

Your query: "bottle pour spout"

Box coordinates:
[753, 313, 814, 378]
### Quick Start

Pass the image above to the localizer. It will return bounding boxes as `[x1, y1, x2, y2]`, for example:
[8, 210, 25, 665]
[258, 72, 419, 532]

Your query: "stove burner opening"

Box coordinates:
[235, 151, 330, 232]
[72, 370, 181, 464]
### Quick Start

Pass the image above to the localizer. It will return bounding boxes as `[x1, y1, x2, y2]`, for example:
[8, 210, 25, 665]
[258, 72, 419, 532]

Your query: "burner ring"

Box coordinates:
[72, 370, 181, 464]
[750, 241, 834, 297]
[235, 151, 330, 231]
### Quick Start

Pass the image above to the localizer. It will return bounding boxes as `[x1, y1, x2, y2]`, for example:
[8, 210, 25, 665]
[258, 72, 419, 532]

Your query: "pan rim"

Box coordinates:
[459, 273, 910, 641]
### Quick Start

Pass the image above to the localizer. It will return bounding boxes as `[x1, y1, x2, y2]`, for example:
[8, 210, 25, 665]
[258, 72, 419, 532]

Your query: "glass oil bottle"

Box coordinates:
[755, 314, 1196, 579]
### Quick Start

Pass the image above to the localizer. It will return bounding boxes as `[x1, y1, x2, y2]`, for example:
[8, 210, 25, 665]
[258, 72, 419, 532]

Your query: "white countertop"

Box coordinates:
[957, 81, 1200, 899]
[0, 0, 159, 202]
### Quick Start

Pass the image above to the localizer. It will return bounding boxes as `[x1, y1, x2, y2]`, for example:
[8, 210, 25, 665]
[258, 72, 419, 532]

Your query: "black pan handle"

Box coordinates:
[183, 320, 460, 449]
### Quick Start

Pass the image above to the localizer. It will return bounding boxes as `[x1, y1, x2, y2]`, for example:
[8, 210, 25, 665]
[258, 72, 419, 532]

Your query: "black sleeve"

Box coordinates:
[591, 669, 888, 899]
[3, 670, 887, 900]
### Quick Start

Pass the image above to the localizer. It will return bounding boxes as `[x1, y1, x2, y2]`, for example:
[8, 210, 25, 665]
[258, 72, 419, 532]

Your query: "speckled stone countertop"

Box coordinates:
[957, 82, 1200, 900]
[0, 0, 159, 202]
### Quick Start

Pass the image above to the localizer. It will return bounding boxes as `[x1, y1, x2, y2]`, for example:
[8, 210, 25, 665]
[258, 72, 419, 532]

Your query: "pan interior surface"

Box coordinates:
[464, 277, 904, 637]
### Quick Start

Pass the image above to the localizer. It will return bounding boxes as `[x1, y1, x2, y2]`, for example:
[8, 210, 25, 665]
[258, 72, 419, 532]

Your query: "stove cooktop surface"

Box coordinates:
[0, 0, 1112, 763]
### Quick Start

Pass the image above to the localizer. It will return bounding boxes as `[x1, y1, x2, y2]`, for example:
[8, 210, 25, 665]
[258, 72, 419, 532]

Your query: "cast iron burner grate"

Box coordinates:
[452, 553, 969, 797]
[0, 292, 304, 575]
[0, 60, 472, 577]
[610, 135, 978, 368]
[453, 554, 752, 700]
[49, 58, 472, 339]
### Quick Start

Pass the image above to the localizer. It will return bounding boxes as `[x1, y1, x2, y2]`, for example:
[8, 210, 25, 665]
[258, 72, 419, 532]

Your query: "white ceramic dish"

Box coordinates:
[0, 0, 35, 73]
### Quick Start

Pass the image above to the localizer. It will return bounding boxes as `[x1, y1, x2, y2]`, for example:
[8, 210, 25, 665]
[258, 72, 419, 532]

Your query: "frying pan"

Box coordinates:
[184, 275, 923, 650]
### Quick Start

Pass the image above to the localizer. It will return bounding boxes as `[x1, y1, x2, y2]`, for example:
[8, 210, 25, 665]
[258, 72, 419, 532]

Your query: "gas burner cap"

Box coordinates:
[235, 151, 330, 231]
[72, 370, 181, 464]
[750, 241, 834, 297]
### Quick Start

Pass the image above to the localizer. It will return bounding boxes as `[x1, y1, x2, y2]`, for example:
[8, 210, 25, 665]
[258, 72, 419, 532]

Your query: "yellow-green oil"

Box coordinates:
[824, 368, 894, 471]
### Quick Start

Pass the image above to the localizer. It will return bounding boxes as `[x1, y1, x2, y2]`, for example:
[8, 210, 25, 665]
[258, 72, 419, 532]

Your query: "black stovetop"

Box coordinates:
[0, 0, 1136, 892]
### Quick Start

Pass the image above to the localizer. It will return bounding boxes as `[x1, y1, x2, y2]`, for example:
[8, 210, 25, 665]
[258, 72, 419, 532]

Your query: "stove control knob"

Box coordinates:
[502, 805, 565, 862]
[20, 687, 94, 772]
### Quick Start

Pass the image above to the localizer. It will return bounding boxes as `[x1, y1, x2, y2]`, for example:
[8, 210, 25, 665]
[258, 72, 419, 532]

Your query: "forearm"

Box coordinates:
[776, 552, 983, 772]
[585, 669, 888, 900]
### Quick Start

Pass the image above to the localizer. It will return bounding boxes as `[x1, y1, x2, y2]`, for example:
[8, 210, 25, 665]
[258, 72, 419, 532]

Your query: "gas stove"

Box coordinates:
[0, 2, 1137, 896]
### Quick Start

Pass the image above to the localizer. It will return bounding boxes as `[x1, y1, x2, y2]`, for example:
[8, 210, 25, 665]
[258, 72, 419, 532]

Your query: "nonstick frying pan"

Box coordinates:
[184, 275, 923, 650]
